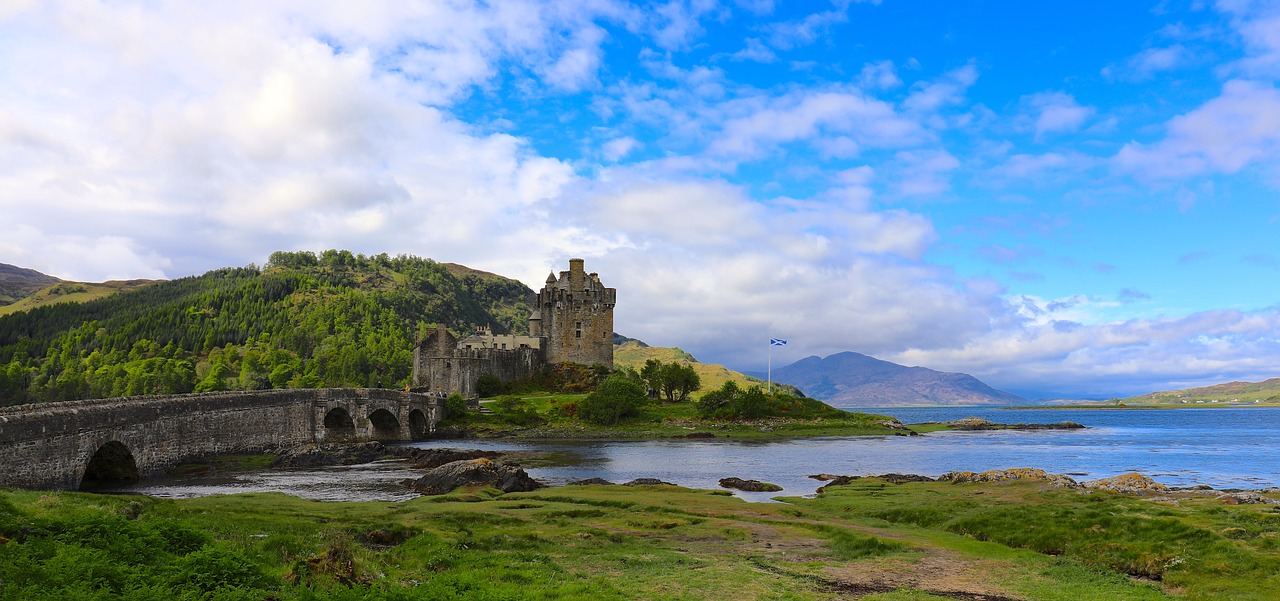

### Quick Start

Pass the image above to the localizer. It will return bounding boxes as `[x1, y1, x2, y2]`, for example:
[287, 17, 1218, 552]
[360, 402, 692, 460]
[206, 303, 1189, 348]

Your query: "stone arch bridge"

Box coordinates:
[0, 388, 444, 491]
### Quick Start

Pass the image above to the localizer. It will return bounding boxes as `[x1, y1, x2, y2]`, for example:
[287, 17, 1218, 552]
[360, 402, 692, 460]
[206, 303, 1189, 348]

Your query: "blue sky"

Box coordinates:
[2, 1, 1279, 398]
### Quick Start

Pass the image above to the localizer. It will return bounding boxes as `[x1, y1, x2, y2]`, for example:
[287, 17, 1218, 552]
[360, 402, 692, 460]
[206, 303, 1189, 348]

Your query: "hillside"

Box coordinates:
[758, 351, 1025, 407]
[613, 341, 801, 396]
[0, 279, 160, 317]
[0, 263, 59, 307]
[1120, 378, 1280, 405]
[0, 251, 532, 406]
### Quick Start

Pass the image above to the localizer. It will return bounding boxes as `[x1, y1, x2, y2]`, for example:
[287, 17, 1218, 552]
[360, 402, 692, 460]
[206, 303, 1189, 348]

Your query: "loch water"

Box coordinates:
[116, 406, 1280, 502]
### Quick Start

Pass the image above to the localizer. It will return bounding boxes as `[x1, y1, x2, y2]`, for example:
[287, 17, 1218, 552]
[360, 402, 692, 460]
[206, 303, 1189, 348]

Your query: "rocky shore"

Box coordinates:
[808, 468, 1280, 504]
[921, 417, 1086, 431]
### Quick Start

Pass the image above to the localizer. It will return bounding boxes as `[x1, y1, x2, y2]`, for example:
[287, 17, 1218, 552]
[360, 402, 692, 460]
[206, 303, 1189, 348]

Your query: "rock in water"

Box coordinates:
[392, 447, 502, 469]
[567, 477, 615, 486]
[623, 478, 676, 486]
[408, 459, 541, 495]
[719, 477, 783, 492]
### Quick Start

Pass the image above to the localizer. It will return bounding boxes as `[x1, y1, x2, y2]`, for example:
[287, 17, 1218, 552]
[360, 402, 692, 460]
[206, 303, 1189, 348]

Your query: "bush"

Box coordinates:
[579, 375, 647, 425]
[696, 381, 770, 419]
[492, 395, 544, 427]
[443, 393, 468, 419]
[475, 373, 505, 398]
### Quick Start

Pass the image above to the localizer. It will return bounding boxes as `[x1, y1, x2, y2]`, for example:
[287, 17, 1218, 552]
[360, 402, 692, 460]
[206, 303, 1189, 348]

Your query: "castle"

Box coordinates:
[412, 258, 616, 398]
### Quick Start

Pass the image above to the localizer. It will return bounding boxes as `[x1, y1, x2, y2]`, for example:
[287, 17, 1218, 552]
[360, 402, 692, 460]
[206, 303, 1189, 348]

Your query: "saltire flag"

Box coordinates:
[770, 338, 787, 346]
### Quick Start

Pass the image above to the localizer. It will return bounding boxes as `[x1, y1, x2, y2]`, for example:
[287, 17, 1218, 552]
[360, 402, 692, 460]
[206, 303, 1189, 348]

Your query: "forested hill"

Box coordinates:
[0, 250, 533, 406]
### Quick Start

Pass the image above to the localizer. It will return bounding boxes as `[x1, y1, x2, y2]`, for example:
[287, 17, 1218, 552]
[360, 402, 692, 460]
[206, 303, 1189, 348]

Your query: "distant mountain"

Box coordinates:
[0, 263, 60, 307]
[1120, 378, 1280, 405]
[751, 351, 1025, 407]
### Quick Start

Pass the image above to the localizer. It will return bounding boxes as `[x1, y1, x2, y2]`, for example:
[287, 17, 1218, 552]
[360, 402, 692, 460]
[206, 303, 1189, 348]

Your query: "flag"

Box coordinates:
[770, 338, 787, 346]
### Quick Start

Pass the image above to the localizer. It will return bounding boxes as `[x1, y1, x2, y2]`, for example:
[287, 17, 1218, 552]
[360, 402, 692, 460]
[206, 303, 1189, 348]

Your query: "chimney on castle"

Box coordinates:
[569, 258, 585, 291]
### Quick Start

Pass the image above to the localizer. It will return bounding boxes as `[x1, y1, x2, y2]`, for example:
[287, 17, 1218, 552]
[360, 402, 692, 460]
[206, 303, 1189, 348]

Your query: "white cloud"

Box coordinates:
[727, 37, 777, 63]
[1116, 79, 1280, 178]
[892, 305, 1280, 397]
[902, 63, 979, 113]
[1104, 45, 1190, 80]
[1017, 91, 1095, 140]
[888, 149, 960, 197]
[858, 60, 901, 90]
[709, 89, 929, 159]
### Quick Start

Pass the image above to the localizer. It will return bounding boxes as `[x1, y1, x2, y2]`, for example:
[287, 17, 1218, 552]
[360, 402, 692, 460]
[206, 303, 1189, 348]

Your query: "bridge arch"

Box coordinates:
[323, 407, 357, 441]
[80, 440, 139, 490]
[368, 408, 401, 439]
[409, 408, 429, 440]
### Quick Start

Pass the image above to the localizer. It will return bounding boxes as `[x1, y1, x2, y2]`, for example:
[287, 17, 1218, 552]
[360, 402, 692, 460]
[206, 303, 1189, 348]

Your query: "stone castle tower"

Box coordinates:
[413, 258, 615, 397]
[528, 258, 615, 367]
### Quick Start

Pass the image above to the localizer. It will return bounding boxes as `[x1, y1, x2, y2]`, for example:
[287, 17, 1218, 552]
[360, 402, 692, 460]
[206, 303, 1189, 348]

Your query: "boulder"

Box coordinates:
[623, 478, 676, 486]
[1081, 473, 1169, 494]
[567, 477, 615, 486]
[815, 473, 937, 493]
[719, 477, 783, 492]
[407, 459, 541, 495]
[945, 418, 1084, 431]
[272, 442, 391, 467]
[940, 468, 1079, 488]
[389, 447, 502, 469]
[1218, 491, 1280, 505]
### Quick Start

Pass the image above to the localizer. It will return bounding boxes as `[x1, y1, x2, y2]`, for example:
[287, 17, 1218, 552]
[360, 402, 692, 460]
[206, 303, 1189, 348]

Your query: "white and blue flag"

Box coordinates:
[770, 338, 787, 346]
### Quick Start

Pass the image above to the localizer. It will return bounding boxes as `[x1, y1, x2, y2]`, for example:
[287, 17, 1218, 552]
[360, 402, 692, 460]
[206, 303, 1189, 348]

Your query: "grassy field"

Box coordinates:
[6, 476, 1274, 599]
[455, 392, 908, 439]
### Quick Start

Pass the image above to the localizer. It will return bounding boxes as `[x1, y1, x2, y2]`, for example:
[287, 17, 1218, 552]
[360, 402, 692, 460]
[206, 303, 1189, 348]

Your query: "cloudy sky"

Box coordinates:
[3, 1, 1279, 398]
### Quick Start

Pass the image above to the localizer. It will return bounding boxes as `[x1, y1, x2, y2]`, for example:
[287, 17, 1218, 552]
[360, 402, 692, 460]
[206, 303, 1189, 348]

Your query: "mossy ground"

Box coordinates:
[452, 393, 902, 439]
[5, 477, 1275, 599]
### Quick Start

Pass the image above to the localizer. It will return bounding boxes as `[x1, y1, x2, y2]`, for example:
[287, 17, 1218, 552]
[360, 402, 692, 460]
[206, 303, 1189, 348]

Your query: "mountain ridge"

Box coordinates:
[750, 351, 1025, 407]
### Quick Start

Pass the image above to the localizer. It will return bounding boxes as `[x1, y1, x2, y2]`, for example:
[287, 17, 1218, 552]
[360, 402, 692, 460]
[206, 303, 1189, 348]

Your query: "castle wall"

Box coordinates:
[416, 347, 543, 398]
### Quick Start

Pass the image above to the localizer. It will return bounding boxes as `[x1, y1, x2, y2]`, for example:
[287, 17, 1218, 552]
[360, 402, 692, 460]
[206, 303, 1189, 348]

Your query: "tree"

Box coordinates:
[579, 374, 647, 425]
[661, 363, 700, 402]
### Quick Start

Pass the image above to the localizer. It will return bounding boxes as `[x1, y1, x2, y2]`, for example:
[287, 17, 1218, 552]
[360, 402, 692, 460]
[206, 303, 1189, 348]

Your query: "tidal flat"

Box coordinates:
[4, 477, 1278, 600]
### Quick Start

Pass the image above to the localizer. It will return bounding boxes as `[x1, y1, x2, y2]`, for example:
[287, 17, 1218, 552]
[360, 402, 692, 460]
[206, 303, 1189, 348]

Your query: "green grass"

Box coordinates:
[7, 478, 1267, 599]
[790, 478, 1280, 600]
[450, 392, 902, 439]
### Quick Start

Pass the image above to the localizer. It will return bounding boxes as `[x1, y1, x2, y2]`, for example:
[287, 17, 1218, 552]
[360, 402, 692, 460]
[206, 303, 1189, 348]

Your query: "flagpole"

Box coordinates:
[767, 341, 772, 394]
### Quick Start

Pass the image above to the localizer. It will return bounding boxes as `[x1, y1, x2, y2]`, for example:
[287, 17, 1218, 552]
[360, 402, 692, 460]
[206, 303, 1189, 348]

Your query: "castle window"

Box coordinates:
[575, 321, 582, 339]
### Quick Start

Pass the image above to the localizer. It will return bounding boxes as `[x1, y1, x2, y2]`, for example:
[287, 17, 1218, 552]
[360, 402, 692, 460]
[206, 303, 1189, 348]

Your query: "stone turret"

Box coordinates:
[531, 258, 615, 367]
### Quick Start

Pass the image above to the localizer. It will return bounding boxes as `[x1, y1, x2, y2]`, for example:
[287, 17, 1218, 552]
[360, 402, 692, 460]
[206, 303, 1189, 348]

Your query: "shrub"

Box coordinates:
[579, 375, 647, 425]
[169, 545, 268, 593]
[443, 393, 468, 419]
[475, 373, 505, 398]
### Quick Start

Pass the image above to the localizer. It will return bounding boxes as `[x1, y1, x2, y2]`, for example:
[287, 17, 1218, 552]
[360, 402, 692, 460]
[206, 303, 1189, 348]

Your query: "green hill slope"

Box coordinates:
[1120, 378, 1280, 405]
[0, 263, 60, 307]
[613, 340, 800, 396]
[0, 250, 532, 406]
[0, 279, 160, 317]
